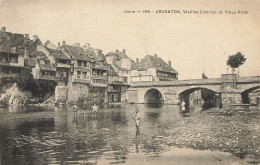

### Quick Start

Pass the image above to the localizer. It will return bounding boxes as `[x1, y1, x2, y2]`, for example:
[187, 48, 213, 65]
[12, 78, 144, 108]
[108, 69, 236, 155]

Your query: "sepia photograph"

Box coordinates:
[0, 0, 260, 164]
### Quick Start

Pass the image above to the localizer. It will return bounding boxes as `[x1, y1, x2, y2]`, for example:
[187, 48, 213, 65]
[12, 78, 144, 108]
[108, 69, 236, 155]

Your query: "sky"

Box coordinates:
[0, 0, 259, 80]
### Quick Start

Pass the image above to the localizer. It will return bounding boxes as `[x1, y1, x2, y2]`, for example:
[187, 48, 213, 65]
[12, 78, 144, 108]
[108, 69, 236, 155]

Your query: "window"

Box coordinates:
[77, 61, 82, 67]
[10, 56, 18, 63]
[77, 71, 81, 78]
[11, 47, 17, 52]
[83, 61, 87, 67]
[113, 85, 119, 90]
[83, 72, 87, 79]
[41, 71, 48, 76]
[39, 60, 45, 65]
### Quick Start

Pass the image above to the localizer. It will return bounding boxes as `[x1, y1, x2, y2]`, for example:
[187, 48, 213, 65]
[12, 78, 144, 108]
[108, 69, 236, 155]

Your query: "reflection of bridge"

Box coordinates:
[126, 74, 260, 105]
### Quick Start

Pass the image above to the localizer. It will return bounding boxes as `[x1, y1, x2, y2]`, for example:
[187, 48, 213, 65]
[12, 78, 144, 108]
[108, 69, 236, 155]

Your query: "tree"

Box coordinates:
[227, 52, 246, 76]
[15, 68, 37, 91]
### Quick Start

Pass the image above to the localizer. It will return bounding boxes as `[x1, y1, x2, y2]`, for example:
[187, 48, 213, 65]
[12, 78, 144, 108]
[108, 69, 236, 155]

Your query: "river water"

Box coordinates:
[0, 104, 257, 165]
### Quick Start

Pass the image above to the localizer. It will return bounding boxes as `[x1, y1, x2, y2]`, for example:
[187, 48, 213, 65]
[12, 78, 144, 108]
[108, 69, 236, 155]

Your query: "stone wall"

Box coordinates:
[67, 83, 90, 103]
[55, 86, 68, 103]
[126, 89, 138, 103]
[121, 86, 127, 102]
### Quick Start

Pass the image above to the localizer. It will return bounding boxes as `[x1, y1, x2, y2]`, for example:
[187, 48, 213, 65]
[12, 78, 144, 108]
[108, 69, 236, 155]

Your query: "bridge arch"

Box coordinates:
[241, 85, 260, 104]
[178, 87, 218, 107]
[178, 87, 218, 98]
[144, 88, 164, 104]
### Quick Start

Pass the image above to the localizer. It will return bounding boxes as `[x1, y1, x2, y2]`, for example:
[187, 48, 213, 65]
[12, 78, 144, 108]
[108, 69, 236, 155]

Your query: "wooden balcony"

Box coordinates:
[91, 79, 108, 87]
[72, 78, 91, 84]
[91, 75, 107, 79]
[0, 61, 24, 67]
[36, 75, 65, 81]
[56, 63, 71, 68]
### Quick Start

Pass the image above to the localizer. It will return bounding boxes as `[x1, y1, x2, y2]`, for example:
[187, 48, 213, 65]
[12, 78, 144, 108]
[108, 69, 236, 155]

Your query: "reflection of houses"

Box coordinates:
[131, 54, 178, 82]
[0, 27, 30, 78]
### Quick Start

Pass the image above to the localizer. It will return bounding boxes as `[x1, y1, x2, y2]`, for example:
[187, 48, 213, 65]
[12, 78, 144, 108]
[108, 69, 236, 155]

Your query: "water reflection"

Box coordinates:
[0, 104, 249, 165]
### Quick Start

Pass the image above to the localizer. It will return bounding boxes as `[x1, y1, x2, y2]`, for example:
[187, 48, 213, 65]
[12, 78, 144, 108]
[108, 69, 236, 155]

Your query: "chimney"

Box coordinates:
[83, 43, 90, 52]
[154, 54, 157, 57]
[45, 40, 50, 46]
[24, 34, 29, 40]
[115, 49, 119, 54]
[74, 43, 80, 47]
[62, 40, 66, 45]
[168, 60, 171, 67]
[123, 49, 126, 53]
[1, 27, 6, 32]
[33, 35, 38, 42]
[58, 42, 60, 48]
[136, 58, 139, 63]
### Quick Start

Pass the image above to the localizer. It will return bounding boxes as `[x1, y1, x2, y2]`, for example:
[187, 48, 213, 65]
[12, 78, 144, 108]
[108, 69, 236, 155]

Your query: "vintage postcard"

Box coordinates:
[0, 0, 259, 164]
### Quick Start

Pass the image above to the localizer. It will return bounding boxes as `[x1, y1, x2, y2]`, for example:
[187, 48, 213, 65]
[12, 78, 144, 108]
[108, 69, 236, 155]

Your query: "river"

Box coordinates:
[0, 104, 259, 165]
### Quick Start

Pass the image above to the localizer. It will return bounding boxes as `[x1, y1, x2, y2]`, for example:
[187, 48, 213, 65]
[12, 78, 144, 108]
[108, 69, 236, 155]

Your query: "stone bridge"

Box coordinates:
[126, 74, 260, 105]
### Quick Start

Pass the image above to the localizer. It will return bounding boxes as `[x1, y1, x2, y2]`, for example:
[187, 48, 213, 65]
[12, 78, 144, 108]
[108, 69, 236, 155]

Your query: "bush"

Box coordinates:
[14, 68, 57, 102]
[15, 68, 36, 92]
[78, 93, 104, 109]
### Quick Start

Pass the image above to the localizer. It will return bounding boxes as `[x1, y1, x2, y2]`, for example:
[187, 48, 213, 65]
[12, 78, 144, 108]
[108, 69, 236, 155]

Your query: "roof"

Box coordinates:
[30, 50, 45, 58]
[63, 45, 91, 61]
[29, 38, 42, 54]
[137, 55, 178, 74]
[24, 51, 55, 71]
[113, 63, 130, 71]
[24, 58, 36, 67]
[85, 49, 99, 61]
[92, 62, 108, 70]
[0, 31, 31, 54]
[105, 50, 129, 60]
[45, 47, 70, 60]
[37, 61, 56, 71]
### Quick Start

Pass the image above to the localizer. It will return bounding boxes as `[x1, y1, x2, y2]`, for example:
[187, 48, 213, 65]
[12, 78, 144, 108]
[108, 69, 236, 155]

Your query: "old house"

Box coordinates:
[105, 49, 132, 101]
[25, 51, 56, 80]
[107, 64, 128, 102]
[28, 37, 71, 85]
[105, 49, 131, 84]
[0, 27, 30, 78]
[131, 54, 178, 82]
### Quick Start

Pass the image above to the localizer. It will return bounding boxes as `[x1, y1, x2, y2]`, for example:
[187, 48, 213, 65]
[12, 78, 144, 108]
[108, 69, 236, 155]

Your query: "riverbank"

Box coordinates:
[154, 107, 260, 164]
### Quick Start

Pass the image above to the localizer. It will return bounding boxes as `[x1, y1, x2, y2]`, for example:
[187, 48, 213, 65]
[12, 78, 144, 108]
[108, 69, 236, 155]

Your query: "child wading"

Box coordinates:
[132, 108, 141, 137]
[92, 104, 99, 114]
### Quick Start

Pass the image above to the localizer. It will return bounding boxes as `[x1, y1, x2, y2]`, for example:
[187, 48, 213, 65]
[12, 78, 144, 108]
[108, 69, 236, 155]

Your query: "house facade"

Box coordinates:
[0, 27, 30, 78]
[131, 54, 178, 82]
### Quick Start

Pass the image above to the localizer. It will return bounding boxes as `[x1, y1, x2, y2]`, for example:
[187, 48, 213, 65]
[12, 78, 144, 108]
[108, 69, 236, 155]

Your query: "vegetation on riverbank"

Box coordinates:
[0, 68, 57, 105]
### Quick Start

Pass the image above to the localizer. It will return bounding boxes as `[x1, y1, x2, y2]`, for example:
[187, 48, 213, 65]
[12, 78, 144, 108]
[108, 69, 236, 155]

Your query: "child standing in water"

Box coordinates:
[133, 108, 141, 137]
[92, 104, 99, 114]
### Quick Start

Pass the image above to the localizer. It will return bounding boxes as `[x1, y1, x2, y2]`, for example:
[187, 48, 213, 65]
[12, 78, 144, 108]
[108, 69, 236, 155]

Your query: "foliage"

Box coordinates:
[78, 92, 104, 109]
[14, 68, 57, 101]
[15, 68, 36, 92]
[227, 52, 246, 70]
[33, 80, 57, 98]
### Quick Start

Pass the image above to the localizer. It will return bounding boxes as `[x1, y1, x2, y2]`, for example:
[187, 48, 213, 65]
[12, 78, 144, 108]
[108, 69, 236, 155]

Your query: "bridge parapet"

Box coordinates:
[131, 78, 221, 87]
[237, 76, 260, 83]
